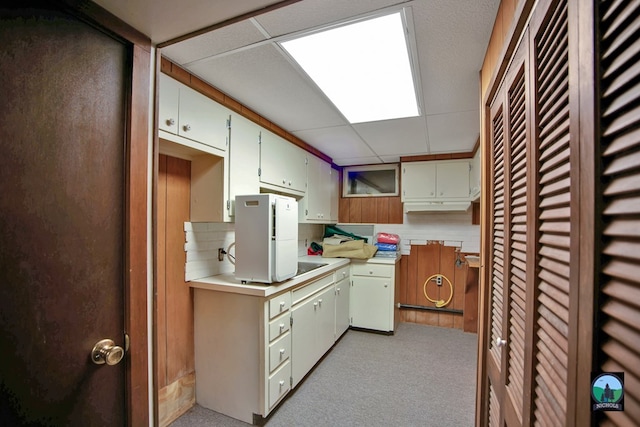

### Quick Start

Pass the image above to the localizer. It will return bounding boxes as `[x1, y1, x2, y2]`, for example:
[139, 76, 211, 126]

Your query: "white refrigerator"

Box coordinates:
[234, 194, 298, 283]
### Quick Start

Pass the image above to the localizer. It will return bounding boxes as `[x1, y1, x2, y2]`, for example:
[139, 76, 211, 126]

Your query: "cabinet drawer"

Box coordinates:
[334, 265, 350, 283]
[269, 313, 290, 342]
[269, 332, 291, 373]
[351, 263, 393, 278]
[291, 274, 333, 305]
[269, 292, 291, 319]
[268, 360, 291, 408]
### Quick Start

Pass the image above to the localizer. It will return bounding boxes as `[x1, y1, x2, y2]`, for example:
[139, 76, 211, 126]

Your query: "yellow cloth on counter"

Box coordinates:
[322, 239, 378, 259]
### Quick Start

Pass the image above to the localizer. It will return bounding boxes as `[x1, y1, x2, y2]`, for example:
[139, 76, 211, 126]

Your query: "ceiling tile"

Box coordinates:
[332, 156, 383, 166]
[426, 110, 479, 153]
[94, 0, 283, 43]
[254, 0, 400, 38]
[292, 126, 375, 162]
[187, 43, 347, 131]
[352, 117, 429, 156]
[161, 20, 266, 65]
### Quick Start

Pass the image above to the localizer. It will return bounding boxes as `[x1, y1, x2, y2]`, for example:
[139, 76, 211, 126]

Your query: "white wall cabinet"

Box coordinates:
[159, 73, 229, 153]
[259, 129, 307, 196]
[334, 265, 350, 338]
[290, 274, 335, 387]
[401, 160, 471, 201]
[299, 154, 334, 223]
[330, 166, 339, 223]
[226, 113, 260, 220]
[470, 149, 481, 201]
[350, 259, 399, 333]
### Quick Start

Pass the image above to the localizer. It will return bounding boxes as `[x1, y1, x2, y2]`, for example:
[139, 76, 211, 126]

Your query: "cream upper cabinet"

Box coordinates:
[330, 167, 339, 223]
[470, 149, 481, 200]
[226, 113, 260, 219]
[158, 73, 229, 153]
[401, 161, 436, 200]
[402, 160, 471, 201]
[259, 129, 307, 196]
[299, 154, 333, 223]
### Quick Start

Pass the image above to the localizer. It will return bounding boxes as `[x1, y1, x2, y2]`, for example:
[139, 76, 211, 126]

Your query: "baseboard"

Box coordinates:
[158, 372, 196, 427]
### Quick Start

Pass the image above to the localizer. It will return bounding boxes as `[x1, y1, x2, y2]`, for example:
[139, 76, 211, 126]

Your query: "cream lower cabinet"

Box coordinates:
[193, 271, 347, 424]
[193, 289, 292, 424]
[291, 274, 335, 387]
[334, 265, 350, 338]
[349, 260, 399, 333]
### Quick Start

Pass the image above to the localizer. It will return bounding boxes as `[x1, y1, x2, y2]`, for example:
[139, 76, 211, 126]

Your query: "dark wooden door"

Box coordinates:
[0, 4, 130, 425]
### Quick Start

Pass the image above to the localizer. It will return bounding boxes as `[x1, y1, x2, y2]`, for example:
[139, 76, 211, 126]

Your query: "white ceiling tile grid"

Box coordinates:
[97, 0, 500, 165]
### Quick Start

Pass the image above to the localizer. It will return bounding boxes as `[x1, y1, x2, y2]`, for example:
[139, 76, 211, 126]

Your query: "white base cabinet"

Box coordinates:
[193, 289, 292, 424]
[349, 259, 400, 333]
[291, 274, 335, 387]
[334, 265, 350, 338]
[193, 270, 347, 424]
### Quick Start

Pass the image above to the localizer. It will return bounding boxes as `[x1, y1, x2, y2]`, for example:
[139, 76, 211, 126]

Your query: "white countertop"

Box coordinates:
[189, 254, 400, 298]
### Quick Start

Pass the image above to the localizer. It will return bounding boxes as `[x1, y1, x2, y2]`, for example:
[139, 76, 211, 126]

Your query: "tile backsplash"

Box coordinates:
[371, 211, 480, 255]
[184, 222, 323, 281]
[184, 211, 479, 281]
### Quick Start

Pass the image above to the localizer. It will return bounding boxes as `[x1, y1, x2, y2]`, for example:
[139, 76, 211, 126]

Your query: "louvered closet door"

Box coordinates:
[596, 1, 640, 425]
[485, 35, 531, 427]
[487, 89, 506, 427]
[530, 0, 573, 424]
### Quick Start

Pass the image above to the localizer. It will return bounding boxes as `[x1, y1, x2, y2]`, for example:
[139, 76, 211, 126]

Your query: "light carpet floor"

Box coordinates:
[170, 322, 478, 427]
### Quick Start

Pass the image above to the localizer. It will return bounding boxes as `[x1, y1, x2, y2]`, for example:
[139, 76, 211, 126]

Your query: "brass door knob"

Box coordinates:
[91, 339, 125, 366]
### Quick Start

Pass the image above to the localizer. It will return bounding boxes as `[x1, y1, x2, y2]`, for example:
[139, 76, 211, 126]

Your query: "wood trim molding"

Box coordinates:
[126, 43, 151, 427]
[159, 57, 333, 165]
[400, 151, 474, 162]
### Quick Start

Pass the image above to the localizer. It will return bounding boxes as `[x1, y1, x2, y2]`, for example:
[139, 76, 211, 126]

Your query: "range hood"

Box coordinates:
[403, 201, 471, 213]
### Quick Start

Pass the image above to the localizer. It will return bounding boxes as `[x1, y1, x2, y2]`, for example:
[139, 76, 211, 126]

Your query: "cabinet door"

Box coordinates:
[158, 74, 179, 134]
[178, 85, 229, 152]
[402, 162, 436, 201]
[228, 114, 260, 217]
[316, 285, 336, 356]
[330, 167, 339, 222]
[335, 277, 350, 337]
[436, 161, 470, 198]
[291, 296, 318, 387]
[350, 277, 392, 331]
[470, 149, 481, 199]
[304, 155, 332, 221]
[260, 130, 306, 193]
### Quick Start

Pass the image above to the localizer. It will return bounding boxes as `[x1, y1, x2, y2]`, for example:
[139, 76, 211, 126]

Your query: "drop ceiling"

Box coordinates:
[94, 0, 500, 166]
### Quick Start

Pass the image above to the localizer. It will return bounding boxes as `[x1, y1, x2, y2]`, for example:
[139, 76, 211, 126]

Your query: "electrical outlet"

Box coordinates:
[436, 275, 443, 286]
[218, 248, 225, 262]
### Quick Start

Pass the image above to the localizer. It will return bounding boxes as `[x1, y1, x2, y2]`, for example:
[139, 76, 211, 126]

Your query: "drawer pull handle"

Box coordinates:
[279, 348, 285, 356]
[313, 302, 318, 309]
[279, 301, 286, 309]
[279, 380, 285, 388]
[279, 323, 285, 330]
[318, 299, 322, 307]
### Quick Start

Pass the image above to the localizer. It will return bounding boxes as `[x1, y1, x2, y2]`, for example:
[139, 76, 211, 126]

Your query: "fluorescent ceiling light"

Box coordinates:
[280, 11, 419, 124]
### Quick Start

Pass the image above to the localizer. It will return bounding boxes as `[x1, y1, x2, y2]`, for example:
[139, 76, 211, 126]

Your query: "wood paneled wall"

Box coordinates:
[157, 155, 195, 426]
[398, 243, 469, 329]
[338, 195, 403, 224]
